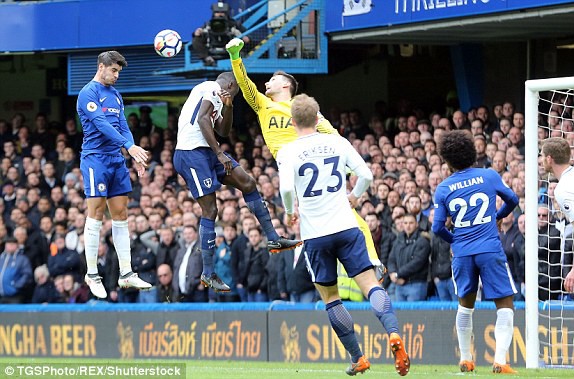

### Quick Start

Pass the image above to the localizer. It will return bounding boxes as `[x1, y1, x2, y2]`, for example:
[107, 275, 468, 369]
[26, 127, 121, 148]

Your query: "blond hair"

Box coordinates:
[291, 94, 319, 129]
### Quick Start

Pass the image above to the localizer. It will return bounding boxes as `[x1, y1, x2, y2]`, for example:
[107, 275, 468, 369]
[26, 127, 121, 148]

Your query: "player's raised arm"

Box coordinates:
[226, 38, 266, 112]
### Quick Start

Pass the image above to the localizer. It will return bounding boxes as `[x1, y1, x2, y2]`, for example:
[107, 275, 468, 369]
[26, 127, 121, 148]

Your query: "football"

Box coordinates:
[154, 29, 182, 58]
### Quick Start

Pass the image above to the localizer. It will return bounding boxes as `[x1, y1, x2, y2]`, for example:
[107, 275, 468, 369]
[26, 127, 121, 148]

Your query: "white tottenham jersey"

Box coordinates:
[555, 165, 574, 221]
[176, 81, 223, 150]
[277, 133, 369, 240]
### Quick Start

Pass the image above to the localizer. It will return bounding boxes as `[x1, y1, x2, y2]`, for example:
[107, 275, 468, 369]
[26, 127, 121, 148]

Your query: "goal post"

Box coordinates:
[524, 76, 574, 369]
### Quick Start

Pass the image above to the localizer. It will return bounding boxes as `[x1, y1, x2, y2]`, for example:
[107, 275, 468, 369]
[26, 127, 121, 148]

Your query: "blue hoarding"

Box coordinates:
[326, 0, 574, 33]
[0, 0, 212, 52]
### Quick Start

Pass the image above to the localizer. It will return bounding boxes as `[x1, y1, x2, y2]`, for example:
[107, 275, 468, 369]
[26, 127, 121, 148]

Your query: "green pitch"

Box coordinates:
[0, 358, 572, 378]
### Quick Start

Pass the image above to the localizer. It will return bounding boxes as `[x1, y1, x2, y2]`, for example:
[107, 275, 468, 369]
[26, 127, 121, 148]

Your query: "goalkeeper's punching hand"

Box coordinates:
[226, 38, 244, 60]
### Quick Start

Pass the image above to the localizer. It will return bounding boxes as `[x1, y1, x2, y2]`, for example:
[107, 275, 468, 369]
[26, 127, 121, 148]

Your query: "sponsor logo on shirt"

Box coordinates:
[102, 107, 121, 114]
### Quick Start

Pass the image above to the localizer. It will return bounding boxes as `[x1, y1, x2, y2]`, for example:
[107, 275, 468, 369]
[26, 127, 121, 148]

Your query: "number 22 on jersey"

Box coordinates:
[448, 192, 491, 228]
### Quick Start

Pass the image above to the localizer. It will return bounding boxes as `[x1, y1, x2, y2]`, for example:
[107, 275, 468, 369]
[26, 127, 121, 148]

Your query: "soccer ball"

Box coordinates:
[154, 29, 182, 58]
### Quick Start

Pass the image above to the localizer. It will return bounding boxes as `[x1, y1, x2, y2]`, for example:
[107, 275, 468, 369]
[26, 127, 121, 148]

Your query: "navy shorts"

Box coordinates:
[304, 227, 373, 286]
[173, 148, 239, 199]
[452, 250, 517, 300]
[81, 153, 131, 198]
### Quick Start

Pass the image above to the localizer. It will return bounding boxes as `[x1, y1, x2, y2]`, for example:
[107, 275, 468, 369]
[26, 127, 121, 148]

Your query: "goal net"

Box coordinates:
[525, 77, 574, 368]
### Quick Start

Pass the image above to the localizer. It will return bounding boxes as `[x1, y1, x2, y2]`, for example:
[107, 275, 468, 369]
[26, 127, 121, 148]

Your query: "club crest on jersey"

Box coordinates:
[565, 202, 571, 211]
[98, 183, 106, 192]
[87, 102, 98, 112]
[203, 178, 212, 188]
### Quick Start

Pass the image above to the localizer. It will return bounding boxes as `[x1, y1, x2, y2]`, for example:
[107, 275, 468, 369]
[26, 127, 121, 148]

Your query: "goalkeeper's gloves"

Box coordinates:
[226, 38, 244, 60]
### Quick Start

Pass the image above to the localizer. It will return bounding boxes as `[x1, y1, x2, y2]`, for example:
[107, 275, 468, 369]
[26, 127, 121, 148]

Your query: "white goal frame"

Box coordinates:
[525, 76, 574, 368]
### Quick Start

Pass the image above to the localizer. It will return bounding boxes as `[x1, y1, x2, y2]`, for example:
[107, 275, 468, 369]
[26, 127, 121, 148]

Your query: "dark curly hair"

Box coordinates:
[438, 130, 476, 171]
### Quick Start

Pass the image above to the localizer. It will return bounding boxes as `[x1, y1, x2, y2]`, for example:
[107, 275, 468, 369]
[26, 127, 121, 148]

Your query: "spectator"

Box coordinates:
[31, 264, 63, 303]
[428, 209, 456, 301]
[39, 162, 62, 196]
[245, 226, 269, 302]
[65, 213, 85, 254]
[405, 195, 430, 232]
[31, 112, 55, 152]
[498, 212, 522, 300]
[231, 215, 256, 302]
[387, 214, 431, 301]
[365, 213, 383, 259]
[173, 225, 206, 302]
[63, 273, 90, 304]
[47, 234, 82, 282]
[156, 263, 174, 303]
[14, 225, 45, 271]
[214, 223, 239, 302]
[537, 205, 562, 301]
[120, 241, 157, 303]
[277, 222, 315, 303]
[64, 117, 83, 153]
[96, 239, 119, 302]
[0, 236, 33, 303]
[140, 225, 179, 269]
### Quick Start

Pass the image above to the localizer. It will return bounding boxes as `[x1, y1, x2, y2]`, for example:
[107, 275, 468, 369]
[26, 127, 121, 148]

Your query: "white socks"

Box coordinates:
[456, 305, 474, 361]
[112, 219, 132, 276]
[84, 217, 102, 275]
[494, 308, 514, 365]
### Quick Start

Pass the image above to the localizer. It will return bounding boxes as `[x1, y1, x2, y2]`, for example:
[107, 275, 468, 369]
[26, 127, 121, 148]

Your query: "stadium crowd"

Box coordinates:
[0, 93, 571, 305]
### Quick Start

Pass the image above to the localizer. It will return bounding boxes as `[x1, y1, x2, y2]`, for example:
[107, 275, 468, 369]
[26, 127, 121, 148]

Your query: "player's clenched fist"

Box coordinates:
[226, 38, 244, 60]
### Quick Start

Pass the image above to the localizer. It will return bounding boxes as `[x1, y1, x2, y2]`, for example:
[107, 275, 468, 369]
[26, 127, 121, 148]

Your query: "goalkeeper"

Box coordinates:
[225, 38, 385, 286]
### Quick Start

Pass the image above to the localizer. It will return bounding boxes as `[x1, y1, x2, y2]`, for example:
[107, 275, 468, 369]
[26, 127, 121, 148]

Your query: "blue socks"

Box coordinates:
[244, 190, 280, 241]
[199, 217, 216, 275]
[326, 300, 363, 363]
[368, 287, 399, 334]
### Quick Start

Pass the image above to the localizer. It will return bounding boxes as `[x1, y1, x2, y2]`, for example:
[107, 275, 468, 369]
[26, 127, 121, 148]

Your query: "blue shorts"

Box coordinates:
[80, 153, 131, 198]
[173, 148, 239, 199]
[304, 227, 373, 286]
[452, 250, 517, 300]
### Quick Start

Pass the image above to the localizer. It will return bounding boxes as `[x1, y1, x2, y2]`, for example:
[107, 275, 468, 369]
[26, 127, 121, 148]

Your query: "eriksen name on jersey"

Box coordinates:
[448, 176, 484, 192]
[297, 145, 336, 161]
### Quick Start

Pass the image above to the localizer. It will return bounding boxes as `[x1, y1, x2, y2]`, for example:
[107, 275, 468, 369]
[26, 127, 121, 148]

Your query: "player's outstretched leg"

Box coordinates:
[113, 220, 152, 290]
[198, 217, 230, 292]
[325, 299, 371, 376]
[243, 190, 302, 253]
[368, 287, 410, 376]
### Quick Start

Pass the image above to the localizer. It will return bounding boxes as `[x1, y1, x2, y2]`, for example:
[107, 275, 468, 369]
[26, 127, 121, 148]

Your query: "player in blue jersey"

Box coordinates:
[174, 73, 302, 292]
[432, 130, 519, 374]
[77, 51, 152, 299]
[278, 94, 410, 377]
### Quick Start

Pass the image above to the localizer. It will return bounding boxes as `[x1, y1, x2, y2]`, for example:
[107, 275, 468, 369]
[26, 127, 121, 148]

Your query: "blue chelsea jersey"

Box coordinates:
[76, 81, 134, 157]
[432, 167, 518, 257]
